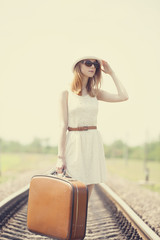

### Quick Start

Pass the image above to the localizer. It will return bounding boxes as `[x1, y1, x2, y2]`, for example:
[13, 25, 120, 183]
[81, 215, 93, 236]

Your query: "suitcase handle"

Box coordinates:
[52, 170, 72, 179]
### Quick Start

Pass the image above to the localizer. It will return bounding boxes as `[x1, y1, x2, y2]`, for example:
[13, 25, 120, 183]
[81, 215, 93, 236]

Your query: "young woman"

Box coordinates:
[56, 56, 129, 200]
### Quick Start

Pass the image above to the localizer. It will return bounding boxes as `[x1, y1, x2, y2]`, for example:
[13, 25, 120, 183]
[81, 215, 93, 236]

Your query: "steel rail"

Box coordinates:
[98, 183, 160, 240]
[0, 184, 29, 229]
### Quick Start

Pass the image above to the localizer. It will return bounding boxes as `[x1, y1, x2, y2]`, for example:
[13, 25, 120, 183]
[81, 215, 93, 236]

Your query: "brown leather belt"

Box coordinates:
[68, 126, 97, 131]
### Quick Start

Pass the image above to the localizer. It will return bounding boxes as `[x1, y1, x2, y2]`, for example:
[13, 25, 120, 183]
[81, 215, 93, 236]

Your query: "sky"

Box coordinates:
[0, 0, 160, 146]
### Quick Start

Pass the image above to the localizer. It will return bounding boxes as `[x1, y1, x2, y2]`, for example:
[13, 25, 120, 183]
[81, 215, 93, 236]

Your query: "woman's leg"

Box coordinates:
[87, 184, 94, 200]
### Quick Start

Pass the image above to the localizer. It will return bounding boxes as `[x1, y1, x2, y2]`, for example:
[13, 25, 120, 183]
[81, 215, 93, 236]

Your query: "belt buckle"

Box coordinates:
[83, 126, 88, 131]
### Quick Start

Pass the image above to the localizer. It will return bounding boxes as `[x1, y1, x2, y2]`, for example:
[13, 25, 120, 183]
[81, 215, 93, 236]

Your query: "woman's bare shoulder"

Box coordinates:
[61, 89, 68, 95]
[59, 89, 69, 102]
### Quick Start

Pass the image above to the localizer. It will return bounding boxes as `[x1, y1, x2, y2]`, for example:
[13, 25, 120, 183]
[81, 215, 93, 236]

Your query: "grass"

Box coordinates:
[0, 153, 57, 184]
[106, 158, 160, 193]
[0, 153, 160, 193]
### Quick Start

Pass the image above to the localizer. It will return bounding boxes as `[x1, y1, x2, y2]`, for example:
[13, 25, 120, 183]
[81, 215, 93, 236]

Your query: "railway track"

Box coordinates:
[0, 178, 160, 240]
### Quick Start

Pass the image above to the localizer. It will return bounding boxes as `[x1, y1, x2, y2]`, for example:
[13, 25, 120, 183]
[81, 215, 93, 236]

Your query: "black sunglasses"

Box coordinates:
[82, 60, 100, 69]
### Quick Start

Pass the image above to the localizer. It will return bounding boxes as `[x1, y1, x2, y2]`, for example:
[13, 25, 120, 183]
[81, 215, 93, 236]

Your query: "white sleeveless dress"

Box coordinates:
[65, 90, 107, 185]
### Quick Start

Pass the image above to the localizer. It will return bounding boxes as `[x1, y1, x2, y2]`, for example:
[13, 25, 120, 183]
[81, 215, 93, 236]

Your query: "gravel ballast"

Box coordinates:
[106, 172, 160, 237]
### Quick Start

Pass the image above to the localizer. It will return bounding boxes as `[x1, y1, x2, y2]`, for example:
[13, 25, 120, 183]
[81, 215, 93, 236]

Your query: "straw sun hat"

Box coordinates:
[72, 56, 102, 72]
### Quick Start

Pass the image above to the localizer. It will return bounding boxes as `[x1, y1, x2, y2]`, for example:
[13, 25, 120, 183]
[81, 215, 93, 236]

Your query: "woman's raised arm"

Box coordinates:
[97, 60, 129, 102]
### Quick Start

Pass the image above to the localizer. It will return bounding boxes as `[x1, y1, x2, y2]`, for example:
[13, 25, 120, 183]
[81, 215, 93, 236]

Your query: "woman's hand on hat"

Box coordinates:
[101, 60, 114, 75]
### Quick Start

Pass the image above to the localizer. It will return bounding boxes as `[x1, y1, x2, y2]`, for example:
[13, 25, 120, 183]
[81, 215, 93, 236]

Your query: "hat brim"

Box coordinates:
[72, 56, 101, 72]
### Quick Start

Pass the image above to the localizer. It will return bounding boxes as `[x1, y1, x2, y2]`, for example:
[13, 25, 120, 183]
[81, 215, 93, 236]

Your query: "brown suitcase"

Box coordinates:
[27, 172, 88, 240]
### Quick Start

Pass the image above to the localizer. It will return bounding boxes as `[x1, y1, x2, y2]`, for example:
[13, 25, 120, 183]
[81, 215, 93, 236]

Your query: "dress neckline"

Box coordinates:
[69, 90, 97, 99]
[70, 90, 89, 98]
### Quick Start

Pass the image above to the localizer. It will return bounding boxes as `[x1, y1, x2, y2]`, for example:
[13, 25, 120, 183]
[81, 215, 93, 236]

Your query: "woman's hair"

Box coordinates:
[71, 60, 102, 97]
